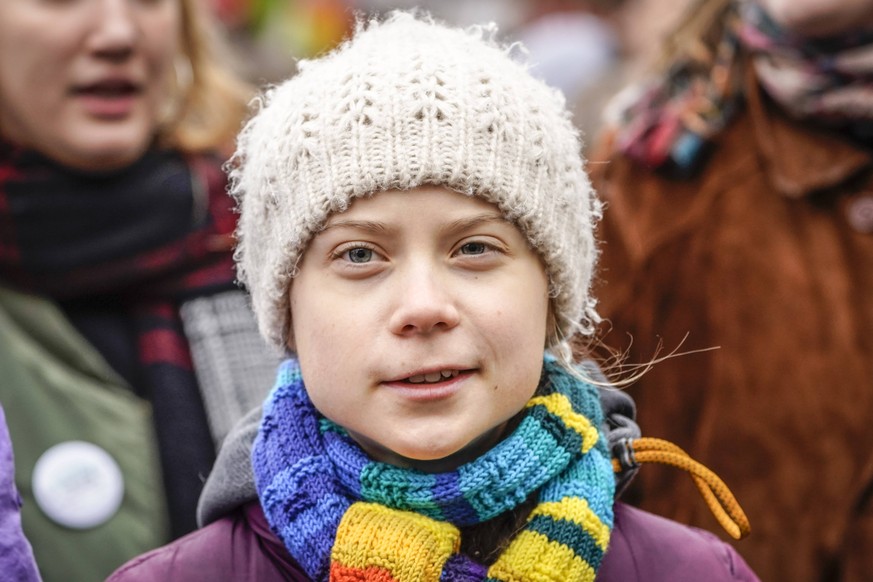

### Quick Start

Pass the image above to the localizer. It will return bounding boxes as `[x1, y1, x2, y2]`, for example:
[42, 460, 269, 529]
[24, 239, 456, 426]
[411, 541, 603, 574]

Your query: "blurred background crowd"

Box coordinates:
[204, 0, 691, 143]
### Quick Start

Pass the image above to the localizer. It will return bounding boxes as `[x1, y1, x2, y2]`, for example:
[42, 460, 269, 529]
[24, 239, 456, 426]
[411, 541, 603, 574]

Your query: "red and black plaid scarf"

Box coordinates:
[0, 141, 238, 538]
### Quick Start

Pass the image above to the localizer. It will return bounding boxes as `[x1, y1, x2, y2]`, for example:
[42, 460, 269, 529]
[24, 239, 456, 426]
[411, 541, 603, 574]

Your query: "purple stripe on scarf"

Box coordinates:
[440, 554, 488, 581]
[433, 471, 480, 524]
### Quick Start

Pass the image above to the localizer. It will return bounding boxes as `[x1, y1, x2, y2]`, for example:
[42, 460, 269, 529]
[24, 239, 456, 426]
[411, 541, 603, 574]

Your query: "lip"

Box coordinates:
[385, 365, 472, 383]
[71, 77, 143, 119]
[381, 368, 475, 403]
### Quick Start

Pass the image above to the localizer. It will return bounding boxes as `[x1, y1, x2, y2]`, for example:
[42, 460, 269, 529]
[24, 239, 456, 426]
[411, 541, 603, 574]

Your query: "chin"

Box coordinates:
[59, 121, 155, 172]
[351, 424, 503, 472]
[392, 441, 461, 463]
[66, 141, 151, 173]
[364, 438, 468, 473]
[390, 434, 496, 473]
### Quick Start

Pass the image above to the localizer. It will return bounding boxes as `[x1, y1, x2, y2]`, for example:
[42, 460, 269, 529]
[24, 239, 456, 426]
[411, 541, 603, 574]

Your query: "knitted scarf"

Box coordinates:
[252, 357, 615, 582]
[610, 1, 873, 176]
[0, 142, 236, 537]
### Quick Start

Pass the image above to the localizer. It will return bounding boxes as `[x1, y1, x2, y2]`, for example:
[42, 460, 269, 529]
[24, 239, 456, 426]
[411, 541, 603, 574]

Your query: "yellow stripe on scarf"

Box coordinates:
[527, 393, 600, 453]
[331, 502, 460, 582]
[488, 529, 597, 582]
[529, 497, 610, 551]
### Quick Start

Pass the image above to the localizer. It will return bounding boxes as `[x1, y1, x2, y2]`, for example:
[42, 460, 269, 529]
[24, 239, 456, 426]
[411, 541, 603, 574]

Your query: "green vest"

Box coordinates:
[0, 285, 169, 581]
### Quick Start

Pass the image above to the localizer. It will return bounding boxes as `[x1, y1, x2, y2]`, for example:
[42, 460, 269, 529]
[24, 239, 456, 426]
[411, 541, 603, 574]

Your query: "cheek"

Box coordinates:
[289, 281, 359, 383]
[144, 9, 183, 79]
[497, 299, 548, 350]
[511, 266, 550, 338]
[291, 284, 344, 349]
[484, 269, 550, 363]
[0, 24, 54, 87]
[0, 34, 60, 143]
[491, 316, 545, 416]
[291, 314, 344, 415]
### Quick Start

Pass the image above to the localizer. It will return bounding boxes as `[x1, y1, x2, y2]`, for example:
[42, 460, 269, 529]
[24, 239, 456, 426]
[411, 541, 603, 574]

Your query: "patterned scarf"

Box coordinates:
[252, 357, 615, 582]
[610, 1, 873, 176]
[739, 2, 873, 125]
[0, 142, 236, 537]
[608, 2, 744, 176]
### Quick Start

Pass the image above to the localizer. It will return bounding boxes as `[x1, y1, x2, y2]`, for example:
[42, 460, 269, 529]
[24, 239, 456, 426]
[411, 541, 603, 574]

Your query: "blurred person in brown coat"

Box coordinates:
[589, 0, 873, 579]
[0, 0, 268, 580]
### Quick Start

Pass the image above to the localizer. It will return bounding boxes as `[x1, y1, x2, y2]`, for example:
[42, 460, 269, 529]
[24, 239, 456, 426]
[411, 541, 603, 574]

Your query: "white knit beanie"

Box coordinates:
[230, 12, 602, 350]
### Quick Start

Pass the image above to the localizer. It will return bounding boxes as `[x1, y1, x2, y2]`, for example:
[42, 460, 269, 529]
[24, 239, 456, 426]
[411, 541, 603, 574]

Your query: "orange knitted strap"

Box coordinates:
[611, 437, 752, 540]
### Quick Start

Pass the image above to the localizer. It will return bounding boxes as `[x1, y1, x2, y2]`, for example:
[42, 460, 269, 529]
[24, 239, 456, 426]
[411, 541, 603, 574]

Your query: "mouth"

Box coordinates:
[384, 367, 475, 387]
[382, 367, 473, 402]
[405, 369, 461, 384]
[72, 78, 143, 119]
[73, 78, 141, 98]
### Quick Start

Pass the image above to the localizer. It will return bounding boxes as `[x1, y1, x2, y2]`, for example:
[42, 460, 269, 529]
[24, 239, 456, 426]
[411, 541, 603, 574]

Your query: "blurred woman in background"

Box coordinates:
[0, 0, 270, 579]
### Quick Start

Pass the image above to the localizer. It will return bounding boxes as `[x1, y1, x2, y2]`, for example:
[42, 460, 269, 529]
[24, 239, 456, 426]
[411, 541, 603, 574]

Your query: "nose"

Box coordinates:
[388, 267, 461, 336]
[87, 0, 138, 60]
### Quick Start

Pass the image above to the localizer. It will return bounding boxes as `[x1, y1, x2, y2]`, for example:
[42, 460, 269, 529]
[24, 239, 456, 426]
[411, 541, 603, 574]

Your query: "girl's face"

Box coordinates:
[290, 186, 551, 472]
[754, 0, 873, 37]
[0, 0, 182, 172]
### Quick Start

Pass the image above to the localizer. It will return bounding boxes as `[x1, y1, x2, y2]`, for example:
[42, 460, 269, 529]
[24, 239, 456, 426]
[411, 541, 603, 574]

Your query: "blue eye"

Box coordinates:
[346, 247, 373, 263]
[459, 242, 487, 255]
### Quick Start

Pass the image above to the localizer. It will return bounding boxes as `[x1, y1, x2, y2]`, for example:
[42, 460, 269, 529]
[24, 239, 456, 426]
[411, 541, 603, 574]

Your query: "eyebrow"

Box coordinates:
[441, 213, 509, 235]
[320, 220, 390, 234]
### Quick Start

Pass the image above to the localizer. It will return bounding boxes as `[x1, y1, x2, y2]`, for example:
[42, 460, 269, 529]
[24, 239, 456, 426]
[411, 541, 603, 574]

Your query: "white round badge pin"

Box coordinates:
[32, 441, 124, 529]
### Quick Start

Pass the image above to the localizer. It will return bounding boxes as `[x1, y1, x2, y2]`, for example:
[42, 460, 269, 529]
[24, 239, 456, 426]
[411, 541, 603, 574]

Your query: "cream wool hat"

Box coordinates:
[230, 12, 602, 350]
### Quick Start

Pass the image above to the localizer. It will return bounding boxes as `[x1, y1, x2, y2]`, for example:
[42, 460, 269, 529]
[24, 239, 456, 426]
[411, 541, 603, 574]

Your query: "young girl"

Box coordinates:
[109, 13, 757, 581]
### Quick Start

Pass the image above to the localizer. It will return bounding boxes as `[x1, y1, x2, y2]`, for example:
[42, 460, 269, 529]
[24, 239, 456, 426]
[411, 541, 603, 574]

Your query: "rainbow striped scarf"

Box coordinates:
[252, 357, 615, 581]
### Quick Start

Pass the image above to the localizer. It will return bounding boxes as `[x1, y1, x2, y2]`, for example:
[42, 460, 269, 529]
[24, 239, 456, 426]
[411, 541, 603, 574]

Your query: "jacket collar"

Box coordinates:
[745, 62, 872, 198]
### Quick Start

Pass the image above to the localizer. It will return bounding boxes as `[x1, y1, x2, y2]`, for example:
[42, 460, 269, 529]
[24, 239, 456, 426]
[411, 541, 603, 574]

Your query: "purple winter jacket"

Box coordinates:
[1, 404, 41, 582]
[108, 500, 757, 581]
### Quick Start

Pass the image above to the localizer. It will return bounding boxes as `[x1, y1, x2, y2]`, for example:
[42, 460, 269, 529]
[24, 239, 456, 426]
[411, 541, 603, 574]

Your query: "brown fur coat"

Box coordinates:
[590, 72, 873, 581]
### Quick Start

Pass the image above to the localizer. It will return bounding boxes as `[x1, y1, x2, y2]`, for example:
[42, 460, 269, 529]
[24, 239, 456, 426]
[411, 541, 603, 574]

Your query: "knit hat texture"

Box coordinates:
[230, 12, 602, 350]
